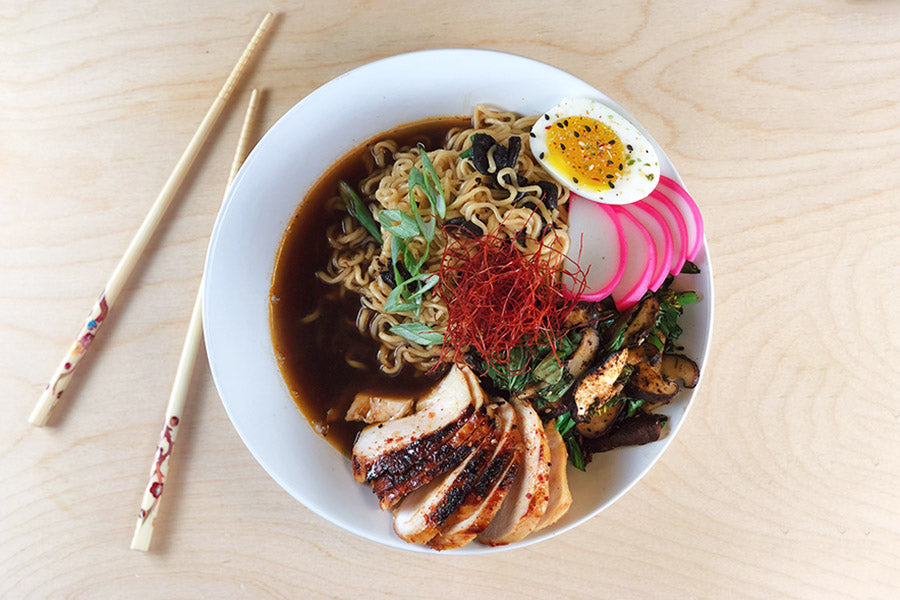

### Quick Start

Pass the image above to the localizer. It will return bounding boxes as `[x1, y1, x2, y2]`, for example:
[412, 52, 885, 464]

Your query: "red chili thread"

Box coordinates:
[437, 225, 589, 374]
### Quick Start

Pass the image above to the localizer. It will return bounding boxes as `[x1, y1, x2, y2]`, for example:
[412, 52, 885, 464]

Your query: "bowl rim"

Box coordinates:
[203, 47, 714, 554]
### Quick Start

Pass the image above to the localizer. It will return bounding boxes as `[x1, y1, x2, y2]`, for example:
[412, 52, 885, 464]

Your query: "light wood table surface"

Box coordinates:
[2, 2, 898, 598]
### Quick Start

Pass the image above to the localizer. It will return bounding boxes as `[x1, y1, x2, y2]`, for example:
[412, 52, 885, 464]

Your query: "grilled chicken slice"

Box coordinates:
[477, 398, 551, 546]
[372, 407, 491, 509]
[393, 416, 498, 544]
[428, 402, 522, 551]
[345, 392, 414, 424]
[533, 422, 572, 532]
[352, 364, 479, 484]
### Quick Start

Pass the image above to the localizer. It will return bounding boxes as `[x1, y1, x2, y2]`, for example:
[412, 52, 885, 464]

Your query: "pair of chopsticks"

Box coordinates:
[28, 13, 274, 551]
[130, 87, 261, 551]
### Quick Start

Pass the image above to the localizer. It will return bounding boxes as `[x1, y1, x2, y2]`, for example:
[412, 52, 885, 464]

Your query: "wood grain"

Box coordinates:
[1, 1, 898, 598]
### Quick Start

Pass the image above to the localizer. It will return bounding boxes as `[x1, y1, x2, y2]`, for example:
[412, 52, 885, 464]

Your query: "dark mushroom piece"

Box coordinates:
[622, 296, 661, 347]
[624, 360, 678, 406]
[536, 181, 558, 210]
[661, 354, 700, 388]
[583, 413, 667, 453]
[626, 342, 662, 370]
[444, 216, 482, 238]
[567, 327, 600, 379]
[470, 133, 497, 175]
[576, 390, 625, 438]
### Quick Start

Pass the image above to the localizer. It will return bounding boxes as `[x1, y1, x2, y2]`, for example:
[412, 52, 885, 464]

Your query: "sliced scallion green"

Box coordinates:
[339, 181, 382, 244]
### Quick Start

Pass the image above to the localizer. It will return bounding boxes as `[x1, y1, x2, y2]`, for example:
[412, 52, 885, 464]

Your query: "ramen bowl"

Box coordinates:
[203, 49, 714, 554]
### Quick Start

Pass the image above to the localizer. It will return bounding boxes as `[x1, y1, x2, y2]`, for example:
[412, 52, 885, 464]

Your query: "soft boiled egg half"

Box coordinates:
[530, 98, 660, 204]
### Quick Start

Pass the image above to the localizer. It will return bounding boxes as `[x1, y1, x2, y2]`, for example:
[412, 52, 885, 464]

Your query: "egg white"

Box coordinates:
[530, 98, 660, 204]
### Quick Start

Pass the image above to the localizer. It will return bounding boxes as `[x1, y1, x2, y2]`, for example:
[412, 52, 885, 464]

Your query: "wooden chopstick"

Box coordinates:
[130, 88, 262, 552]
[28, 13, 274, 427]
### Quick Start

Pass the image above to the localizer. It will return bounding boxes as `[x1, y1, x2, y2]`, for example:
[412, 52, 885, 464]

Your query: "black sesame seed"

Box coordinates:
[585, 125, 592, 132]
[529, 132, 536, 138]
[609, 181, 616, 189]
[609, 140, 616, 145]
[606, 160, 613, 166]
[539, 152, 544, 159]
[573, 131, 580, 138]
[556, 122, 564, 128]
[626, 144, 634, 152]
[544, 114, 550, 120]
[618, 163, 623, 171]
[563, 119, 569, 127]
[560, 144, 566, 151]
[606, 174, 614, 179]
[573, 177, 579, 183]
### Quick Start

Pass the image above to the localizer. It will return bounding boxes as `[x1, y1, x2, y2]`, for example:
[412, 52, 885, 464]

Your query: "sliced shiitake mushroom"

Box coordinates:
[582, 413, 668, 453]
[626, 342, 661, 370]
[567, 327, 600, 379]
[661, 354, 700, 388]
[622, 296, 661, 348]
[624, 360, 678, 405]
[576, 385, 625, 438]
[564, 302, 600, 329]
[573, 348, 628, 420]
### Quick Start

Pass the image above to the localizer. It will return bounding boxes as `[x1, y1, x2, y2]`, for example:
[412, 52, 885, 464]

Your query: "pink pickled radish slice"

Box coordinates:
[611, 207, 656, 311]
[643, 190, 688, 275]
[657, 175, 704, 261]
[620, 201, 672, 292]
[565, 193, 626, 301]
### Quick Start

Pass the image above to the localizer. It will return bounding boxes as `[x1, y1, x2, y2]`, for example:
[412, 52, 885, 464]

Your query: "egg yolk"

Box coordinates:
[544, 116, 627, 191]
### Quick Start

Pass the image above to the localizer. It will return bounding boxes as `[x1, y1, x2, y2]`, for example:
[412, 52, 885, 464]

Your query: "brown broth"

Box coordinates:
[270, 116, 470, 456]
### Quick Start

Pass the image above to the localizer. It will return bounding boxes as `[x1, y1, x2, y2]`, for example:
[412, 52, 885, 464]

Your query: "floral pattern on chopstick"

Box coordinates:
[47, 293, 109, 400]
[138, 415, 180, 522]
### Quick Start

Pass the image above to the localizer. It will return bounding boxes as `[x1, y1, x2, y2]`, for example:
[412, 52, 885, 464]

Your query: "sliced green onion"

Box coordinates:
[407, 167, 436, 243]
[390, 322, 444, 346]
[406, 273, 439, 301]
[339, 181, 382, 244]
[418, 144, 446, 218]
[378, 209, 420, 239]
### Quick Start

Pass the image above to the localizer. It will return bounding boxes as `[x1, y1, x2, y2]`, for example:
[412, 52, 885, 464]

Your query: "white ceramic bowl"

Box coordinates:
[203, 49, 714, 554]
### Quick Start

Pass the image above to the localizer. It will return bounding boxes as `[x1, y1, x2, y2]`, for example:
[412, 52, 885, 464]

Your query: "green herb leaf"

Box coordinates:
[533, 353, 564, 385]
[565, 436, 586, 471]
[389, 322, 444, 346]
[623, 397, 645, 419]
[459, 147, 472, 160]
[484, 347, 531, 393]
[555, 330, 583, 361]
[537, 372, 575, 406]
[339, 181, 382, 244]
[605, 321, 627, 353]
[554, 411, 576, 437]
